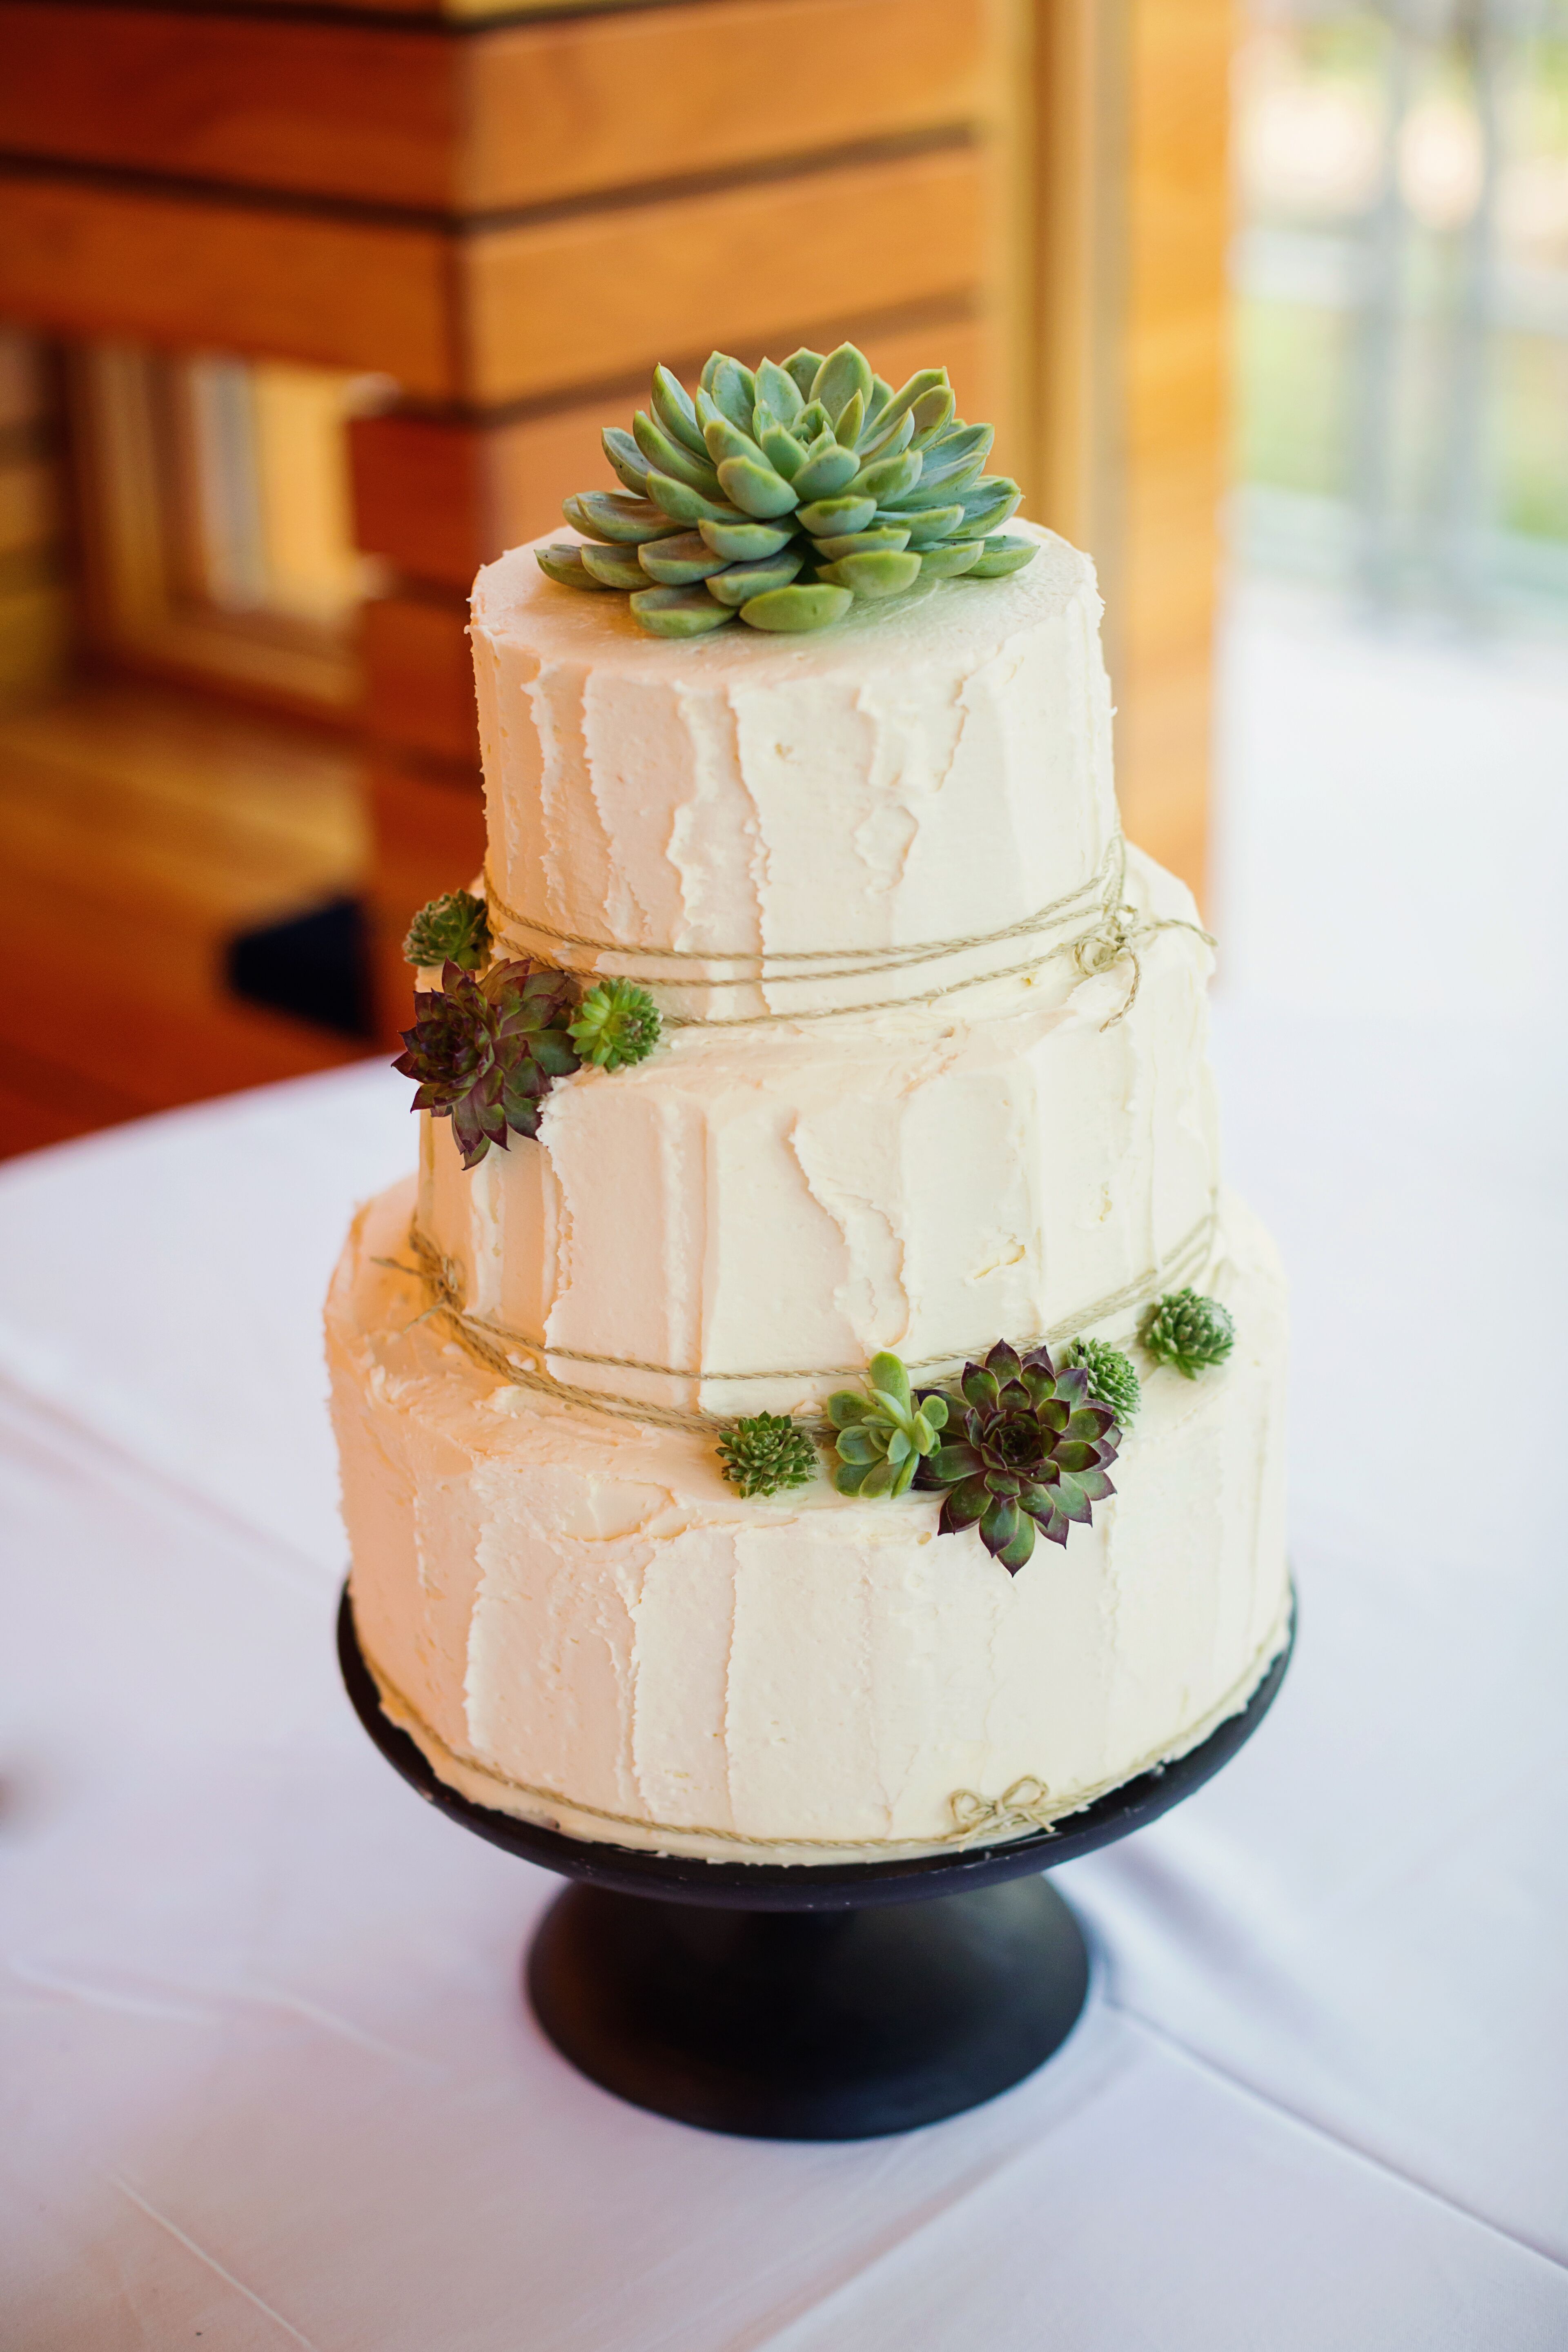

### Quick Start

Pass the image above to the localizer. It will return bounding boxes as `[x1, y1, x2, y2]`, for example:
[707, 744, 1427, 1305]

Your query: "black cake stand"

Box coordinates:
[339, 1584, 1292, 2141]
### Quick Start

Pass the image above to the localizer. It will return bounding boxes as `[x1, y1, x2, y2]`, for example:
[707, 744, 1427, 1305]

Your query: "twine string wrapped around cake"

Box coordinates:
[480, 831, 1214, 1032]
[375, 1201, 1218, 1440]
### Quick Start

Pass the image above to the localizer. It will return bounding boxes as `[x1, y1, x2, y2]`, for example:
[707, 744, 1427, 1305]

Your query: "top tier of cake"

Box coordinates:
[472, 524, 1117, 1021]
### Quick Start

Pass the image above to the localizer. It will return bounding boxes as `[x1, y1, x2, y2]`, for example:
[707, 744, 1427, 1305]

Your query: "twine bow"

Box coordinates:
[949, 1775, 1059, 1840]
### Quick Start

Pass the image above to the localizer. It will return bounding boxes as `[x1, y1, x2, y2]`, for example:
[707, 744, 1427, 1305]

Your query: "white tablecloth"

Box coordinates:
[3, 998, 1564, 2350]
[8, 579, 1568, 2349]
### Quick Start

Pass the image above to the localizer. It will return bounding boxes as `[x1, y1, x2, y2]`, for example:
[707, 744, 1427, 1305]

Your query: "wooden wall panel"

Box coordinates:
[0, 173, 454, 394]
[363, 592, 479, 765]
[464, 147, 987, 404]
[458, 0, 997, 212]
[0, 0, 997, 215]
[1114, 0, 1231, 902]
[366, 751, 488, 1043]
[350, 311, 992, 590]
[0, 4, 459, 210]
[0, 149, 988, 410]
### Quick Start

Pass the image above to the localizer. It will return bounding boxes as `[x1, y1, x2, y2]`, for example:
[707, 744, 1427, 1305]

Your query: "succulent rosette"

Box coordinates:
[402, 889, 491, 975]
[568, 978, 662, 1071]
[393, 958, 579, 1168]
[538, 341, 1036, 638]
[1140, 1288, 1235, 1379]
[717, 1412, 818, 1499]
[927, 1341, 1123, 1573]
[829, 1352, 948, 1499]
[1065, 1335, 1142, 1424]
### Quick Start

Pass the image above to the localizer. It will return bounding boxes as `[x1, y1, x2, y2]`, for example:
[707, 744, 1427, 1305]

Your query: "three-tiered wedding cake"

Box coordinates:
[327, 347, 1289, 1865]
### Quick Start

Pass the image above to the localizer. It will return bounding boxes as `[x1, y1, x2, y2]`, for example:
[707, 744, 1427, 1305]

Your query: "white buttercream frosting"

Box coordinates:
[330, 1181, 1289, 1863]
[472, 523, 1117, 1020]
[329, 522, 1290, 1861]
[419, 848, 1219, 1417]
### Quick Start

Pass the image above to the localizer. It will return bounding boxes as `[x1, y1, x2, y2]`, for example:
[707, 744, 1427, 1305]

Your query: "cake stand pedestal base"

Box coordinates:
[339, 1585, 1292, 2141]
[528, 1872, 1089, 2140]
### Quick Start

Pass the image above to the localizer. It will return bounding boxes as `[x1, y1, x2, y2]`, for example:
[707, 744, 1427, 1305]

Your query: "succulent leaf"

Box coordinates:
[755, 357, 804, 424]
[642, 472, 743, 527]
[791, 444, 862, 503]
[535, 544, 610, 591]
[782, 348, 827, 399]
[704, 548, 805, 606]
[629, 584, 737, 637]
[698, 517, 795, 561]
[816, 550, 922, 599]
[565, 490, 682, 546]
[632, 411, 721, 497]
[651, 363, 708, 455]
[638, 531, 729, 585]
[739, 583, 853, 631]
[578, 542, 649, 590]
[813, 343, 875, 425]
[602, 427, 650, 494]
[716, 454, 799, 519]
[717, 1412, 817, 1499]
[968, 535, 1038, 579]
[913, 539, 984, 578]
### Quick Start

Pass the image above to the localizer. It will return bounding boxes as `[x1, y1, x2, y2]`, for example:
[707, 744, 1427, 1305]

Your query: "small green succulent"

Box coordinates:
[717, 1412, 819, 1499]
[403, 890, 491, 974]
[1140, 1288, 1235, 1379]
[537, 341, 1036, 637]
[568, 978, 662, 1071]
[829, 1352, 949, 1499]
[1065, 1336, 1142, 1424]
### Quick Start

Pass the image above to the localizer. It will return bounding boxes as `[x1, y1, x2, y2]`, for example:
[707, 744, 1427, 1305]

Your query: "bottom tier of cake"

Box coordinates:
[328, 1179, 1291, 1865]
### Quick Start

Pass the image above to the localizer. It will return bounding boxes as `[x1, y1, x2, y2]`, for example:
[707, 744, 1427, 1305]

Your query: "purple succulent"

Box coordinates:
[927, 1340, 1123, 1574]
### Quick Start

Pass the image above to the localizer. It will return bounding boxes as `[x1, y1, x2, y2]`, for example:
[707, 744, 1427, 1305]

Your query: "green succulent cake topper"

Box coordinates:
[717, 1412, 818, 1499]
[829, 1352, 948, 1498]
[1140, 1289, 1235, 1379]
[537, 342, 1037, 638]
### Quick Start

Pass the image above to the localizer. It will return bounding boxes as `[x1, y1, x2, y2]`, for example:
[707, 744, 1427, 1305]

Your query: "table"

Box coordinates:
[2, 998, 1565, 2350]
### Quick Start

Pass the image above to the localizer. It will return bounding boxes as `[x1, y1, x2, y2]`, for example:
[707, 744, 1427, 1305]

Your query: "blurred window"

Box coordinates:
[71, 347, 391, 710]
[1235, 0, 1568, 620]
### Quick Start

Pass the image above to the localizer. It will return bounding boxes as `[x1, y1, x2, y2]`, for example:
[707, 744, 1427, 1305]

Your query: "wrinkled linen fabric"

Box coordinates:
[0, 1004, 1564, 2351]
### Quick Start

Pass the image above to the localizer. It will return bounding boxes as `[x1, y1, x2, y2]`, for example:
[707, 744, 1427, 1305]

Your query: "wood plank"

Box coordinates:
[458, 0, 997, 213]
[1114, 0, 1231, 908]
[0, 171, 455, 395]
[0, 0, 995, 215]
[363, 591, 479, 764]
[0, 3, 457, 210]
[366, 750, 488, 1043]
[0, 677, 370, 1158]
[464, 146, 987, 404]
[252, 0, 666, 20]
[349, 312, 991, 589]
[0, 150, 988, 405]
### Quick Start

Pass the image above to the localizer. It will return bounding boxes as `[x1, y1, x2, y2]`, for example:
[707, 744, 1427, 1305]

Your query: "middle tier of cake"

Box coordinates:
[417, 846, 1217, 1419]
